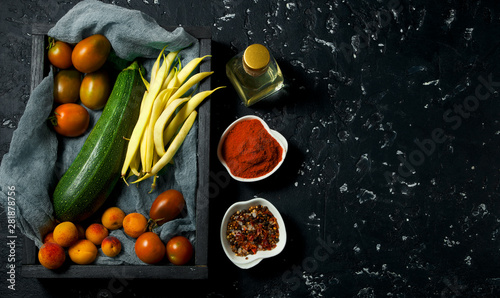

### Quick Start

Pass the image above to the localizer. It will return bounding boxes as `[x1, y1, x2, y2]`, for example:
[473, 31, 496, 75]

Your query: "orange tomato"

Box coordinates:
[149, 189, 185, 227]
[72, 34, 111, 73]
[80, 69, 112, 110]
[53, 69, 82, 104]
[165, 236, 193, 266]
[48, 39, 73, 69]
[134, 232, 165, 264]
[51, 103, 89, 137]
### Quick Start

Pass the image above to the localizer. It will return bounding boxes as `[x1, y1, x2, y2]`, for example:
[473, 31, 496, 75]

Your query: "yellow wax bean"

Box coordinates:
[165, 51, 179, 71]
[176, 55, 211, 86]
[140, 123, 150, 173]
[166, 71, 213, 106]
[161, 67, 176, 91]
[129, 149, 141, 177]
[140, 70, 150, 91]
[144, 88, 175, 172]
[149, 151, 160, 193]
[153, 97, 190, 156]
[139, 91, 148, 113]
[122, 91, 148, 182]
[133, 111, 198, 185]
[121, 49, 170, 177]
[163, 87, 224, 146]
[159, 51, 179, 90]
[143, 90, 165, 172]
[166, 68, 180, 90]
[152, 111, 198, 175]
[150, 46, 168, 85]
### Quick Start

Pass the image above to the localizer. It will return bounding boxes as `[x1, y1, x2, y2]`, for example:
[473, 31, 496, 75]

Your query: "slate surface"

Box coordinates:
[1, 0, 499, 297]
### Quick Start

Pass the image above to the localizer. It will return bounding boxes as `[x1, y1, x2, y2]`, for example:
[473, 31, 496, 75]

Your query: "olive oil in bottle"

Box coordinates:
[226, 44, 284, 107]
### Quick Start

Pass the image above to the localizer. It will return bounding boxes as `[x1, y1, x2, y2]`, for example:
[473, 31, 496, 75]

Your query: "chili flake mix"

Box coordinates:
[226, 205, 279, 257]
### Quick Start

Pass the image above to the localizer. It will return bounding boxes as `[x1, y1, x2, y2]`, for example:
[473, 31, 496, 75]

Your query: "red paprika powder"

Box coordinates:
[221, 119, 283, 179]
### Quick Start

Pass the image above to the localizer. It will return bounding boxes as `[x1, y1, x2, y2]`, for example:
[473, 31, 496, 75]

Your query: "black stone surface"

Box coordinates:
[1, 0, 500, 297]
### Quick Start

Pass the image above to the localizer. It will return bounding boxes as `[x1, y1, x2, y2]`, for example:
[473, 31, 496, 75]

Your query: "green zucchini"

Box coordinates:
[53, 61, 145, 222]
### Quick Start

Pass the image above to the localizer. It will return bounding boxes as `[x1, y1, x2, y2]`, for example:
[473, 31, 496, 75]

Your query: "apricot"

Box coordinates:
[85, 223, 109, 246]
[38, 242, 65, 269]
[43, 232, 56, 244]
[53, 221, 79, 247]
[101, 207, 126, 230]
[101, 236, 122, 257]
[68, 239, 98, 265]
[123, 213, 148, 238]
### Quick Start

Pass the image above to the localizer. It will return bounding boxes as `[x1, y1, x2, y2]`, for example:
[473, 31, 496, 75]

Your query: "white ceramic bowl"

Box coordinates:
[217, 115, 288, 182]
[220, 197, 287, 269]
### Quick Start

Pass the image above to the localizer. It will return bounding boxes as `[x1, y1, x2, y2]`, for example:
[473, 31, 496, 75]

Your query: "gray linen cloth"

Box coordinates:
[0, 0, 201, 265]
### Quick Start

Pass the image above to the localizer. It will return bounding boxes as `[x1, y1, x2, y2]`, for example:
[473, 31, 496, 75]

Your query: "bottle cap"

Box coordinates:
[243, 44, 270, 77]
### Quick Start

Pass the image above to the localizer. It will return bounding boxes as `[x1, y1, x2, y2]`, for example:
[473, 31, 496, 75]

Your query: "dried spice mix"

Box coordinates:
[226, 205, 279, 257]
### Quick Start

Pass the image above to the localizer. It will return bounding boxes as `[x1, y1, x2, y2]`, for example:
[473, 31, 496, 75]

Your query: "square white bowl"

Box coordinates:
[220, 197, 287, 269]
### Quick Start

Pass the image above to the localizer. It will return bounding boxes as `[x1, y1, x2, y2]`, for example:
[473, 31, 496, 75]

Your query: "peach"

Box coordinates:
[123, 212, 147, 238]
[101, 236, 122, 257]
[101, 207, 126, 230]
[38, 242, 66, 269]
[85, 223, 109, 246]
[68, 239, 98, 265]
[53, 221, 79, 247]
[43, 232, 56, 244]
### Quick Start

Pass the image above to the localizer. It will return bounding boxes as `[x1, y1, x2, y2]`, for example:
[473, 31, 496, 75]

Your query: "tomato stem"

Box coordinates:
[147, 217, 165, 232]
[48, 112, 59, 126]
[47, 36, 55, 50]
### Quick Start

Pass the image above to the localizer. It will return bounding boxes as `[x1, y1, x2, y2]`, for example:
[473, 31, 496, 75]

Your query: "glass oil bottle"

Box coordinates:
[226, 44, 284, 107]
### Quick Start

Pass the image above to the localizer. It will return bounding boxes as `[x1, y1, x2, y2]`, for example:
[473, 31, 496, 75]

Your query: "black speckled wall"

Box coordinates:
[1, 0, 499, 297]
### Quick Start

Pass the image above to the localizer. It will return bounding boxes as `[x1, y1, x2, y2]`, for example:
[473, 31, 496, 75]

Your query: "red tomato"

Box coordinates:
[54, 70, 82, 105]
[51, 103, 90, 137]
[72, 34, 111, 73]
[149, 189, 185, 227]
[134, 232, 165, 264]
[48, 39, 73, 69]
[166, 236, 193, 266]
[80, 69, 112, 110]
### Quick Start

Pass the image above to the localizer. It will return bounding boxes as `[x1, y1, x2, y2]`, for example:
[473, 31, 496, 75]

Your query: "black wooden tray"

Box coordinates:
[21, 24, 211, 279]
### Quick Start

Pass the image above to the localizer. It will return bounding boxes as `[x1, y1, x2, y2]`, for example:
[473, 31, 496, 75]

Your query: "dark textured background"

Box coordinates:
[1, 0, 500, 297]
